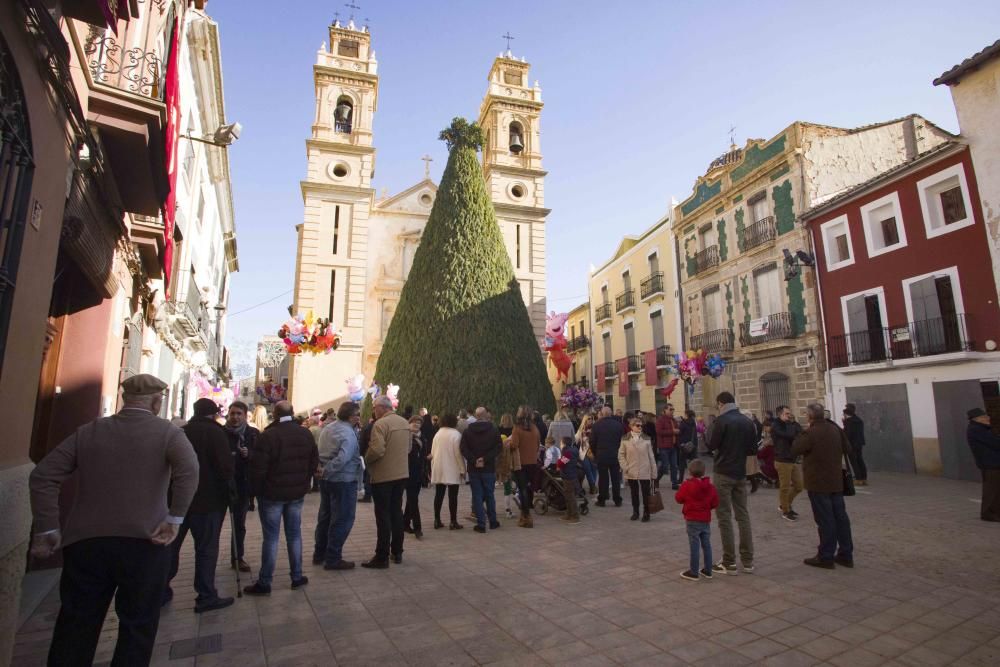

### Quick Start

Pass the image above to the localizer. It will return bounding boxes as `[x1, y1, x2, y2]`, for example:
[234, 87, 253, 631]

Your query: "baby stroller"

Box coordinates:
[536, 465, 589, 516]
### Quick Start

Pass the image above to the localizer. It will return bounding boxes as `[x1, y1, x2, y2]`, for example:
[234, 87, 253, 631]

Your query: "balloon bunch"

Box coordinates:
[277, 310, 341, 355]
[364, 382, 400, 409]
[190, 373, 234, 412]
[255, 381, 286, 404]
[660, 349, 727, 396]
[559, 385, 604, 411]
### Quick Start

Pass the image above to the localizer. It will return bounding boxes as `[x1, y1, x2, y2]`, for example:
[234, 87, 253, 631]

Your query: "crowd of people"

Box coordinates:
[25, 372, 1000, 665]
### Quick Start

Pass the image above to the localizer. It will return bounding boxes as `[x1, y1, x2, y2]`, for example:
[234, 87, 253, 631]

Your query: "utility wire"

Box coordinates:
[227, 289, 293, 317]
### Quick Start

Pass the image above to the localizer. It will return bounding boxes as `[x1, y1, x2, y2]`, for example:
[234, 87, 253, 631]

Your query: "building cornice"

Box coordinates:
[306, 138, 376, 155]
[300, 180, 375, 201]
[493, 202, 551, 217]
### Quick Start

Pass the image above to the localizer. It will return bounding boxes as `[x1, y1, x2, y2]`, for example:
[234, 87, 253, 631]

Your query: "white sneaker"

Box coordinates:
[742, 564, 755, 574]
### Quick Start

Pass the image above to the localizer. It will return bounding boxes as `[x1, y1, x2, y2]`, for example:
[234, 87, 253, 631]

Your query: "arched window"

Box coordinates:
[759, 372, 790, 416]
[334, 95, 353, 133]
[0, 32, 35, 377]
[508, 121, 524, 154]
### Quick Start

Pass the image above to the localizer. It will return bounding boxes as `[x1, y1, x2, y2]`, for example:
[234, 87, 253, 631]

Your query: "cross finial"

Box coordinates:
[345, 2, 361, 21]
[729, 124, 737, 148]
[421, 154, 433, 179]
[332, 10, 339, 24]
[502, 32, 515, 51]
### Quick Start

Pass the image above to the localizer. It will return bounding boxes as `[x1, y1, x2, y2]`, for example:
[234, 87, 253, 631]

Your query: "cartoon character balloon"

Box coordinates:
[345, 374, 366, 402]
[544, 311, 572, 382]
[385, 383, 400, 409]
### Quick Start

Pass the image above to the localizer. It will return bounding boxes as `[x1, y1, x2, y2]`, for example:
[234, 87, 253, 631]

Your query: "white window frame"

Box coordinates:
[901, 266, 964, 326]
[819, 214, 855, 271]
[860, 192, 907, 258]
[916, 163, 976, 239]
[839, 285, 889, 363]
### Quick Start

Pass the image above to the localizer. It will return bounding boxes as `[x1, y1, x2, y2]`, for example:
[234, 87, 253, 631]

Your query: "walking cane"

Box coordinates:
[230, 506, 243, 598]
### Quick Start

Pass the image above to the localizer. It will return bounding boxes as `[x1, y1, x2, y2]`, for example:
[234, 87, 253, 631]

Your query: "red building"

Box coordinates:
[803, 142, 1000, 480]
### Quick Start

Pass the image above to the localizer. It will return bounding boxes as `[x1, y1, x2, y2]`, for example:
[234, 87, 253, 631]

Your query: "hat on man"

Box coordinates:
[967, 407, 987, 420]
[193, 398, 221, 418]
[120, 374, 167, 396]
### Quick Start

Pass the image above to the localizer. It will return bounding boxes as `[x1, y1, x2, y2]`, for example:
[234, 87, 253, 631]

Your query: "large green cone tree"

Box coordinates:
[374, 118, 555, 418]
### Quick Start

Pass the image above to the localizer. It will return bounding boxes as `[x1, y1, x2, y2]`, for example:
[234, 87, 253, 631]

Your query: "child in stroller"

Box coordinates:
[754, 420, 779, 488]
[536, 437, 590, 517]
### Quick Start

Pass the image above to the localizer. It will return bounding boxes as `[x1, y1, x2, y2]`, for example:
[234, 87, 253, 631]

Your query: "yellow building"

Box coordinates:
[548, 302, 591, 409]
[588, 213, 683, 413]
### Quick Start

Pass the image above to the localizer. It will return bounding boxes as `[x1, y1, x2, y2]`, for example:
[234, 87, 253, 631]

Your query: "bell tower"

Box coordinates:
[289, 18, 379, 410]
[478, 51, 549, 344]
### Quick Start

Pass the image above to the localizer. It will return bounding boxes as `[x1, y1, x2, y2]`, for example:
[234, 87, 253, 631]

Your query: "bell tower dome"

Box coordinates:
[478, 51, 549, 344]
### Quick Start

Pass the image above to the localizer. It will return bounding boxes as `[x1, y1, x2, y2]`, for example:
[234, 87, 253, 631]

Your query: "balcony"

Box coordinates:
[567, 335, 590, 353]
[655, 345, 673, 367]
[601, 361, 616, 378]
[694, 245, 720, 274]
[691, 329, 734, 354]
[73, 9, 171, 216]
[595, 302, 612, 323]
[615, 289, 636, 313]
[166, 300, 199, 338]
[740, 216, 776, 252]
[739, 312, 795, 346]
[828, 314, 973, 369]
[640, 272, 664, 300]
[627, 355, 644, 373]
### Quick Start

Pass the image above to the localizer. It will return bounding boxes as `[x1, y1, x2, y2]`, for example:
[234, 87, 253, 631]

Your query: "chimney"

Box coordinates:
[903, 116, 918, 161]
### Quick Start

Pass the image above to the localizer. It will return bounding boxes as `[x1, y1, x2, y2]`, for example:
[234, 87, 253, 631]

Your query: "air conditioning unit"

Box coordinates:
[794, 354, 811, 369]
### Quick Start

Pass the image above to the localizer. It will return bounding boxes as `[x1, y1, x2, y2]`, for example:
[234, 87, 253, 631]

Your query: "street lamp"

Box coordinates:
[183, 122, 243, 147]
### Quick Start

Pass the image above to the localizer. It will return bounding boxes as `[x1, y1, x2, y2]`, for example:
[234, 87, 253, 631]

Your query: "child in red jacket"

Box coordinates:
[674, 459, 719, 581]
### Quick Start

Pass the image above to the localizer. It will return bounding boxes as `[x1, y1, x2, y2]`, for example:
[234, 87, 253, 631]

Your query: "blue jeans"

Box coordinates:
[257, 498, 304, 588]
[658, 448, 679, 486]
[686, 521, 712, 574]
[582, 458, 598, 489]
[807, 491, 854, 561]
[469, 471, 498, 527]
[314, 481, 358, 565]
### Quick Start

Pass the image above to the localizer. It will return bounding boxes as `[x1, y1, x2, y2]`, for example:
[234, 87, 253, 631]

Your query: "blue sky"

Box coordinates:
[210, 0, 1000, 376]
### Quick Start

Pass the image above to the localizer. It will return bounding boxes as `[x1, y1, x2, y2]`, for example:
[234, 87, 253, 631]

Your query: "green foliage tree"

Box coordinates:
[374, 117, 555, 418]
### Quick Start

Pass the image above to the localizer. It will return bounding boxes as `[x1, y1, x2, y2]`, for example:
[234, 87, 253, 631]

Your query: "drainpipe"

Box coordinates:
[673, 233, 688, 411]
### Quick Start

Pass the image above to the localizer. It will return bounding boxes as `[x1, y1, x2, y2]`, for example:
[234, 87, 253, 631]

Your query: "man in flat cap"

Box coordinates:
[29, 374, 199, 666]
[967, 407, 1000, 522]
[165, 398, 236, 612]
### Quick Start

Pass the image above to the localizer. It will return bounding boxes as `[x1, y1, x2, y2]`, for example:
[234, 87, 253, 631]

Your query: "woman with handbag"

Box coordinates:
[618, 418, 657, 522]
[575, 414, 598, 494]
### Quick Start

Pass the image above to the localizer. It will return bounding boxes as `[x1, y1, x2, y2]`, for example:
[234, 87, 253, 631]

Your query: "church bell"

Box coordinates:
[509, 128, 524, 154]
[334, 102, 352, 123]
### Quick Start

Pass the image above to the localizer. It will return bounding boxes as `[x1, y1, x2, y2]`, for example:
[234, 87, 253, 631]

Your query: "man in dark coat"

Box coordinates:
[358, 418, 375, 502]
[771, 405, 804, 520]
[225, 401, 259, 572]
[591, 407, 625, 507]
[792, 403, 854, 569]
[167, 398, 235, 612]
[244, 401, 319, 595]
[967, 408, 1000, 522]
[707, 392, 757, 575]
[460, 408, 503, 532]
[842, 404, 868, 486]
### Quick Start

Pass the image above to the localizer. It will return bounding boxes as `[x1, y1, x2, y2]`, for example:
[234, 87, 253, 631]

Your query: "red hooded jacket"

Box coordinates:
[674, 476, 719, 523]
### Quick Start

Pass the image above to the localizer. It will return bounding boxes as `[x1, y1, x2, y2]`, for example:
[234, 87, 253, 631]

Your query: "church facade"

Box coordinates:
[289, 20, 548, 411]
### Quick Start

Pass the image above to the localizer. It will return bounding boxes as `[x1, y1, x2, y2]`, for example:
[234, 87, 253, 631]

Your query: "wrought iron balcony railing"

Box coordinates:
[627, 354, 644, 373]
[690, 328, 734, 354]
[595, 302, 612, 323]
[567, 335, 590, 353]
[640, 272, 664, 299]
[82, 30, 165, 100]
[739, 312, 795, 346]
[827, 314, 973, 368]
[166, 300, 198, 337]
[740, 216, 776, 252]
[655, 345, 673, 367]
[615, 289, 635, 313]
[601, 361, 616, 378]
[694, 245, 720, 274]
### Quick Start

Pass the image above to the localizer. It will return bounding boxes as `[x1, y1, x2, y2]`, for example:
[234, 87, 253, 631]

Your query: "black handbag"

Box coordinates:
[842, 455, 856, 497]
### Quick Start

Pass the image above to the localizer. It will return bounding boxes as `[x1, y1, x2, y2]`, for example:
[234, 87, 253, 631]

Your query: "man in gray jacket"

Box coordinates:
[313, 401, 363, 570]
[362, 396, 412, 568]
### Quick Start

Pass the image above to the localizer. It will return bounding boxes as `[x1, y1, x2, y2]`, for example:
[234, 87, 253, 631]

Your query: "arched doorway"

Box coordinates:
[0, 31, 36, 377]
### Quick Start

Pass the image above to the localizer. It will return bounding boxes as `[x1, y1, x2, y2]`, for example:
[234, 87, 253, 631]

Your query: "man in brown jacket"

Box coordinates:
[29, 374, 198, 666]
[791, 403, 854, 569]
[243, 401, 319, 595]
[362, 396, 411, 568]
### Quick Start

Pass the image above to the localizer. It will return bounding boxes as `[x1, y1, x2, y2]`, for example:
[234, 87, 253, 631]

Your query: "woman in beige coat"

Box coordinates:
[618, 417, 657, 522]
[429, 414, 465, 529]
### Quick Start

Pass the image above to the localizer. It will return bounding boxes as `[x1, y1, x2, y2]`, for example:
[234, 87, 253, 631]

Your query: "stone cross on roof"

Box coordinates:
[421, 154, 433, 179]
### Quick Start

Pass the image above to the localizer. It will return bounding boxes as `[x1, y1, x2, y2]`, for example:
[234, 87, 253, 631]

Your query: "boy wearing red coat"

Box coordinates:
[675, 459, 720, 580]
